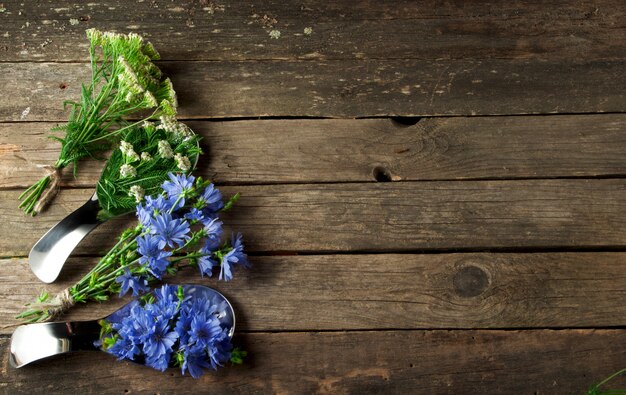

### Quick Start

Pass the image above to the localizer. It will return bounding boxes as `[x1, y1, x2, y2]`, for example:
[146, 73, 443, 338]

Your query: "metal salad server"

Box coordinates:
[29, 141, 201, 284]
[29, 193, 102, 283]
[10, 285, 235, 368]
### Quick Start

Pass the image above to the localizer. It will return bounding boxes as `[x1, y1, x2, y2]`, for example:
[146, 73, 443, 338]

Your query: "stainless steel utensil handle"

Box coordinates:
[9, 321, 101, 368]
[29, 194, 103, 283]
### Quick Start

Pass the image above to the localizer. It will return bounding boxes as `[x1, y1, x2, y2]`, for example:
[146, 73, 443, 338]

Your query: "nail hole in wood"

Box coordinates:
[391, 116, 421, 127]
[373, 166, 392, 182]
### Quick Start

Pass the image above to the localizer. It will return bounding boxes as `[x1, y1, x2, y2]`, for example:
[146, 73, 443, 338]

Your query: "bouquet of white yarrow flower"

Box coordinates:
[19, 29, 177, 215]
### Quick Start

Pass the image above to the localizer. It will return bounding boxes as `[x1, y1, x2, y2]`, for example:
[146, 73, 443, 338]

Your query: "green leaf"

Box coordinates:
[221, 193, 240, 212]
[37, 290, 49, 303]
[230, 348, 247, 365]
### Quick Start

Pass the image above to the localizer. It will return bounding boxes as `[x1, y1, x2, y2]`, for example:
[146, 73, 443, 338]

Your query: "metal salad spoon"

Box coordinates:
[10, 284, 235, 368]
[29, 192, 103, 283]
[29, 142, 200, 284]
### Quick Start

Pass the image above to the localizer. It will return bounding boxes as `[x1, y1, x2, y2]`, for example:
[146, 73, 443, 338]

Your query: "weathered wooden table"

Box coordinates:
[1, 1, 625, 393]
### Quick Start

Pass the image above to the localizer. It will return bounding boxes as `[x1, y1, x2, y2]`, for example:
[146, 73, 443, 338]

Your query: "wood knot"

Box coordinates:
[453, 265, 489, 298]
[372, 166, 392, 182]
[372, 166, 401, 182]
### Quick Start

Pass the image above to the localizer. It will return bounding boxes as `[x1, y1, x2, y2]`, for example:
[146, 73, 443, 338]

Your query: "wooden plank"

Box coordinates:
[2, 115, 626, 188]
[1, 0, 624, 61]
[2, 253, 626, 333]
[1, 329, 625, 393]
[0, 179, 625, 256]
[1, 59, 625, 120]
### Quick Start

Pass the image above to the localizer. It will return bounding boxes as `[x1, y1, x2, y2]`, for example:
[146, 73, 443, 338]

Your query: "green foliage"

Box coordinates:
[19, 29, 178, 215]
[230, 348, 247, 365]
[222, 193, 241, 212]
[587, 368, 626, 394]
[95, 120, 201, 220]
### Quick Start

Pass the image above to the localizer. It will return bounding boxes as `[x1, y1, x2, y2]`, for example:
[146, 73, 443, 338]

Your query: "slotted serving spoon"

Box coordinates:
[29, 142, 200, 283]
[10, 284, 235, 368]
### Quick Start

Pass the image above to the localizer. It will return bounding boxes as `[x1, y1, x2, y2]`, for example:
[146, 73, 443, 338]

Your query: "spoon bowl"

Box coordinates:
[10, 284, 234, 368]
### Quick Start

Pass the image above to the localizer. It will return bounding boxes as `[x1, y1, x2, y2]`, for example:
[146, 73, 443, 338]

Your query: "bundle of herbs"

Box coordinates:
[19, 29, 177, 215]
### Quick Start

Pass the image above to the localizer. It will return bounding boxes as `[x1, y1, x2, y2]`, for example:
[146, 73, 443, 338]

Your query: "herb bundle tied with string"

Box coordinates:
[19, 29, 177, 215]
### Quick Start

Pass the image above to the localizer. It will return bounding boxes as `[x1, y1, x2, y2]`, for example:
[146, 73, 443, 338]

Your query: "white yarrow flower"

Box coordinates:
[120, 164, 137, 178]
[86, 28, 102, 44]
[143, 91, 158, 108]
[128, 151, 140, 162]
[140, 151, 152, 161]
[174, 153, 191, 171]
[119, 141, 139, 162]
[124, 91, 135, 103]
[157, 116, 194, 141]
[119, 141, 133, 155]
[157, 115, 176, 132]
[157, 140, 174, 158]
[118, 56, 139, 85]
[161, 78, 178, 108]
[143, 41, 160, 60]
[127, 32, 143, 43]
[128, 185, 145, 202]
[118, 56, 145, 103]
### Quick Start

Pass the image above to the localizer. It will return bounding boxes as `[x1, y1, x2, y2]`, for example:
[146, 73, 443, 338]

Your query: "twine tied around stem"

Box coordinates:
[32, 165, 62, 215]
[28, 288, 75, 321]
[47, 288, 75, 320]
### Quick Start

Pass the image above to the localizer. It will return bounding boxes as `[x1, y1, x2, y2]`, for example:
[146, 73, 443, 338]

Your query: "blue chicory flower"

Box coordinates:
[100, 284, 235, 378]
[126, 304, 155, 343]
[207, 337, 233, 369]
[189, 312, 223, 348]
[107, 335, 140, 361]
[195, 217, 223, 277]
[136, 234, 173, 279]
[136, 203, 151, 227]
[184, 207, 204, 222]
[197, 251, 218, 277]
[161, 173, 195, 209]
[151, 212, 191, 249]
[182, 345, 213, 378]
[143, 319, 179, 370]
[174, 306, 193, 345]
[202, 217, 223, 251]
[219, 233, 250, 281]
[145, 195, 174, 216]
[136, 195, 174, 227]
[199, 183, 224, 213]
[149, 284, 182, 321]
[115, 268, 149, 297]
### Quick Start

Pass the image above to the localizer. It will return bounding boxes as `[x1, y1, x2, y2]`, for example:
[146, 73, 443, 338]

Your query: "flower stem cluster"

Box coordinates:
[17, 173, 249, 323]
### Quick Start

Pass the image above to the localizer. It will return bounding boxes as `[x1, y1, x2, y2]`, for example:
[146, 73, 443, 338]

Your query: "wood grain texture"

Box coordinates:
[2, 59, 625, 120]
[2, 330, 625, 394]
[2, 253, 626, 333]
[0, 0, 624, 61]
[2, 115, 626, 188]
[1, 2, 625, 391]
[0, 179, 625, 256]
